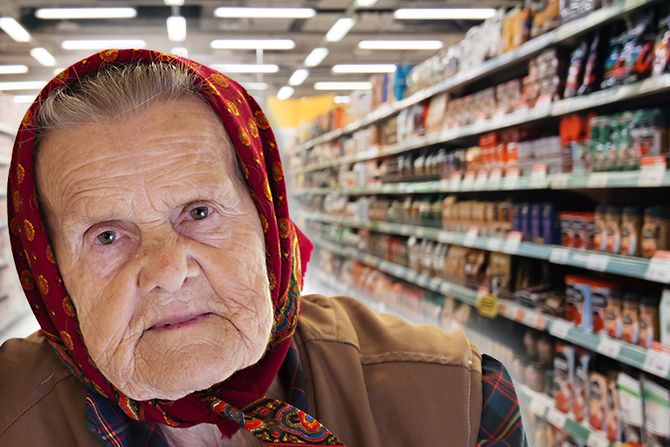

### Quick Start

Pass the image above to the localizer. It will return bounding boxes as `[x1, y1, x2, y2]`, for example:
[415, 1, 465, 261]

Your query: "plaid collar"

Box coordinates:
[85, 345, 525, 446]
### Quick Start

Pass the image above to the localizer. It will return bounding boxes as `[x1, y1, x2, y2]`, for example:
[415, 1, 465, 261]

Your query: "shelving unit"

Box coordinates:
[295, 0, 664, 154]
[310, 235, 670, 381]
[300, 211, 670, 285]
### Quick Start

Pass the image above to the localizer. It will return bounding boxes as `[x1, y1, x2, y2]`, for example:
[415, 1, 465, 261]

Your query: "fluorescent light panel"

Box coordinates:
[241, 81, 268, 91]
[0, 80, 47, 91]
[314, 81, 372, 91]
[214, 7, 315, 19]
[0, 65, 28, 74]
[326, 17, 354, 42]
[12, 94, 37, 103]
[170, 47, 188, 57]
[164, 0, 184, 5]
[304, 47, 328, 67]
[211, 39, 295, 50]
[167, 16, 186, 42]
[358, 40, 443, 50]
[332, 64, 396, 73]
[355, 0, 379, 7]
[30, 47, 56, 67]
[0, 17, 31, 42]
[289, 69, 309, 86]
[334, 95, 351, 104]
[277, 86, 294, 100]
[35, 8, 137, 19]
[394, 8, 496, 20]
[210, 64, 279, 74]
[62, 39, 146, 50]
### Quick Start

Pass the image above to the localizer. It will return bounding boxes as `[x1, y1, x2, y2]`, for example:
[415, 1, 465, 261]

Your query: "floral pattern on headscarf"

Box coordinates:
[6, 49, 343, 445]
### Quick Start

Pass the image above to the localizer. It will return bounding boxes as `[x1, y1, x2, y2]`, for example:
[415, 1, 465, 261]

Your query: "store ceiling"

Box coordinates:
[0, 0, 521, 98]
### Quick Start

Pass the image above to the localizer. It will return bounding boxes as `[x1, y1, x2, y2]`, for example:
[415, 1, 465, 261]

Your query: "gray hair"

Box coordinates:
[35, 61, 246, 181]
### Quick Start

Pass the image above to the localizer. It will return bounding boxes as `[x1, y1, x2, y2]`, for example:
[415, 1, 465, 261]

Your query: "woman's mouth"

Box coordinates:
[150, 312, 213, 330]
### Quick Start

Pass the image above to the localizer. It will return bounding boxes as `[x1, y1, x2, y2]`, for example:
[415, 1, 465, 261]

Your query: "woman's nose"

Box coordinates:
[137, 235, 199, 294]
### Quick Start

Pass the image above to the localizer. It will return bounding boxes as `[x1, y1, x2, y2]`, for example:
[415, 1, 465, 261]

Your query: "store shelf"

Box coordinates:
[294, 170, 670, 196]
[301, 211, 670, 285]
[297, 0, 661, 152]
[311, 236, 670, 380]
[517, 385, 612, 447]
[0, 122, 15, 138]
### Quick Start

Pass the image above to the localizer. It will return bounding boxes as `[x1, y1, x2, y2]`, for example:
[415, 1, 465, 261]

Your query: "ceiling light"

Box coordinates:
[164, 0, 184, 5]
[167, 16, 186, 42]
[332, 64, 396, 74]
[241, 81, 269, 91]
[53, 67, 65, 75]
[289, 69, 309, 86]
[30, 47, 56, 67]
[314, 81, 372, 91]
[210, 64, 279, 74]
[0, 65, 28, 75]
[35, 8, 137, 19]
[214, 7, 316, 19]
[12, 94, 37, 104]
[211, 39, 295, 50]
[304, 47, 328, 67]
[277, 86, 294, 100]
[326, 17, 354, 42]
[62, 39, 146, 50]
[170, 47, 188, 57]
[334, 95, 351, 104]
[394, 8, 496, 20]
[0, 17, 31, 42]
[358, 40, 443, 50]
[355, 0, 379, 7]
[0, 81, 47, 91]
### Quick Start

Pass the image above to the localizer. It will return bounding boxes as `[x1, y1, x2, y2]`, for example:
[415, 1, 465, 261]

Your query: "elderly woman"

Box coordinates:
[0, 49, 525, 446]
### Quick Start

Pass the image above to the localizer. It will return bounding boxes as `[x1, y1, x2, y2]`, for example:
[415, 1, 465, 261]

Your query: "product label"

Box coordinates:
[463, 227, 479, 247]
[638, 156, 667, 187]
[529, 164, 548, 188]
[503, 168, 520, 190]
[643, 352, 670, 378]
[597, 337, 622, 359]
[587, 173, 610, 188]
[474, 170, 488, 190]
[550, 248, 570, 264]
[546, 408, 567, 429]
[643, 379, 670, 437]
[645, 251, 670, 284]
[551, 173, 570, 189]
[503, 231, 523, 254]
[586, 253, 610, 272]
[550, 320, 572, 339]
[488, 168, 503, 190]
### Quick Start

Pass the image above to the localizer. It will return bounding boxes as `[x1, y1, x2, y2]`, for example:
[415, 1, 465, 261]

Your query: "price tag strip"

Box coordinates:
[597, 336, 622, 359]
[546, 408, 567, 429]
[645, 251, 670, 284]
[503, 232, 522, 254]
[549, 248, 570, 264]
[643, 351, 670, 379]
[549, 320, 572, 339]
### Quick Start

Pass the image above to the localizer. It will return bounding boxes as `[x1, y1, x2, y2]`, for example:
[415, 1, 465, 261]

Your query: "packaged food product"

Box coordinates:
[589, 280, 613, 334]
[639, 294, 660, 348]
[579, 30, 606, 96]
[605, 206, 622, 254]
[618, 371, 644, 446]
[565, 275, 590, 328]
[554, 343, 575, 413]
[542, 203, 561, 245]
[662, 289, 670, 346]
[642, 206, 670, 258]
[605, 291, 624, 339]
[643, 376, 670, 446]
[589, 368, 609, 431]
[573, 349, 590, 423]
[594, 206, 608, 251]
[653, 7, 670, 76]
[622, 294, 640, 345]
[606, 372, 622, 442]
[565, 38, 589, 98]
[621, 207, 642, 257]
[622, 10, 656, 84]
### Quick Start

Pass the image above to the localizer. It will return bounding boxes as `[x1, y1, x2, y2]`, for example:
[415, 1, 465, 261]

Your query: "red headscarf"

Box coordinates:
[7, 49, 343, 445]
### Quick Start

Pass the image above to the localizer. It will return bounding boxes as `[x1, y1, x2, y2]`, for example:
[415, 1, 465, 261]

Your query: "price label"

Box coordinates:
[529, 164, 548, 188]
[463, 227, 479, 247]
[643, 352, 670, 378]
[525, 311, 545, 329]
[586, 254, 610, 272]
[587, 173, 610, 188]
[529, 399, 547, 417]
[587, 432, 610, 447]
[550, 320, 572, 339]
[438, 232, 454, 244]
[551, 173, 570, 189]
[441, 283, 452, 294]
[450, 173, 462, 191]
[504, 231, 523, 254]
[645, 251, 670, 283]
[406, 184, 415, 193]
[546, 408, 567, 429]
[503, 169, 520, 190]
[597, 336, 622, 359]
[638, 156, 667, 187]
[486, 238, 503, 252]
[488, 168, 503, 190]
[550, 248, 570, 264]
[515, 308, 526, 321]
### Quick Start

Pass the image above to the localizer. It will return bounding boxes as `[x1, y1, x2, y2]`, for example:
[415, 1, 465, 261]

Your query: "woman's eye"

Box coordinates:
[95, 230, 117, 245]
[189, 206, 210, 220]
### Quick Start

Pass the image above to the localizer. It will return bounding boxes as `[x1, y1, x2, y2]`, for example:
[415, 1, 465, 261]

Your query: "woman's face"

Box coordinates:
[35, 96, 274, 401]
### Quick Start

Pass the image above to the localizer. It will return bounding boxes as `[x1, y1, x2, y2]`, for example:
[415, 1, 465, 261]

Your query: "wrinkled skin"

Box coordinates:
[35, 96, 275, 404]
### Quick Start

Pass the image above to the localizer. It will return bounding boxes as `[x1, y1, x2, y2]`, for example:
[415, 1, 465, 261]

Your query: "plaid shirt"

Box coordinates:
[85, 347, 526, 446]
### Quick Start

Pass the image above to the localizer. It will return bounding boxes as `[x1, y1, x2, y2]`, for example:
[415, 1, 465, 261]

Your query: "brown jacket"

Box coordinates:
[0, 294, 483, 446]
